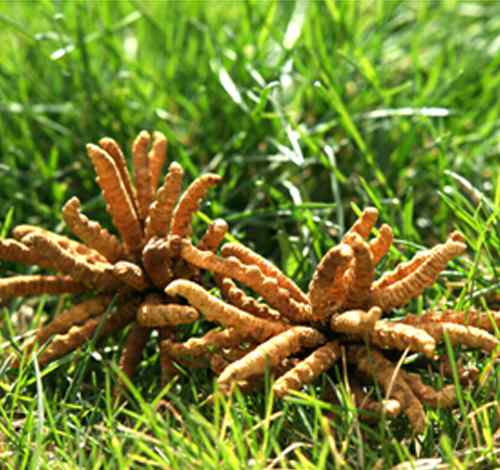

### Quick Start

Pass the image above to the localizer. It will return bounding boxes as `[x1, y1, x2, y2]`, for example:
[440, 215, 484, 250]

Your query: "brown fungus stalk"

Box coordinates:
[4, 130, 224, 391]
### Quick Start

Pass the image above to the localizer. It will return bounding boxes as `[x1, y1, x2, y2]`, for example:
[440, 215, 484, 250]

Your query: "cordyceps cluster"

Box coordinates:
[2, 130, 225, 388]
[2, 134, 499, 434]
[154, 208, 499, 433]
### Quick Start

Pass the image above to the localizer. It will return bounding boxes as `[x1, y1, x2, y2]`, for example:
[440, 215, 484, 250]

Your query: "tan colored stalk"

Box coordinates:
[142, 237, 174, 288]
[24, 232, 120, 290]
[416, 322, 499, 353]
[343, 207, 378, 240]
[216, 276, 280, 320]
[0, 238, 59, 271]
[330, 307, 382, 336]
[179, 242, 312, 322]
[369, 321, 437, 357]
[402, 309, 500, 332]
[369, 224, 393, 265]
[342, 234, 375, 309]
[221, 242, 309, 304]
[36, 300, 139, 365]
[0, 275, 86, 299]
[170, 174, 221, 238]
[399, 371, 456, 408]
[197, 219, 229, 252]
[63, 197, 124, 262]
[32, 295, 112, 347]
[132, 130, 153, 221]
[144, 162, 184, 239]
[348, 346, 425, 433]
[273, 341, 340, 397]
[148, 131, 167, 193]
[117, 323, 151, 382]
[12, 225, 107, 264]
[112, 261, 151, 291]
[308, 244, 353, 320]
[98, 137, 138, 213]
[137, 303, 199, 327]
[162, 328, 245, 359]
[217, 326, 325, 386]
[370, 238, 466, 311]
[87, 144, 143, 254]
[165, 279, 289, 341]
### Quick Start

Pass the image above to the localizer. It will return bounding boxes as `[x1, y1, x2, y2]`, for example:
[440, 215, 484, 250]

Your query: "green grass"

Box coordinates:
[0, 0, 499, 468]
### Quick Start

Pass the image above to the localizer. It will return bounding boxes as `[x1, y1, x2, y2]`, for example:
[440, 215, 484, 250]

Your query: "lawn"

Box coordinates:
[0, 1, 499, 468]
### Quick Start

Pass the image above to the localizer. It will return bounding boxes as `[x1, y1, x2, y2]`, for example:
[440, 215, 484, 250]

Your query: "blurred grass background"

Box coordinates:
[0, 1, 499, 468]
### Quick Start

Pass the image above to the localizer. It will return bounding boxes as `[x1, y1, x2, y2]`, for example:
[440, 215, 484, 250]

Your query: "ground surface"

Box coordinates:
[0, 1, 499, 468]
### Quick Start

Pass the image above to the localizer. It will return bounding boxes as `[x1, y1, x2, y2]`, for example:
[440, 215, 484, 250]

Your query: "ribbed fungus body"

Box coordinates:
[161, 206, 498, 432]
[3, 130, 222, 390]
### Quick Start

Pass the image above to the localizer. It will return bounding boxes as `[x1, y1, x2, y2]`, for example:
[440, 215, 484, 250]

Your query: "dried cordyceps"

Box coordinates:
[3, 130, 224, 389]
[155, 206, 499, 433]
